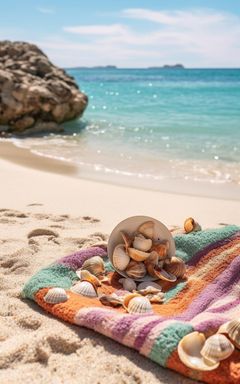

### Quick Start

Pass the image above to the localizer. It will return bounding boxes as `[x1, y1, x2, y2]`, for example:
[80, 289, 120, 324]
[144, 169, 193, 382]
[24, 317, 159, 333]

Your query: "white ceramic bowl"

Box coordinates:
[107, 215, 176, 281]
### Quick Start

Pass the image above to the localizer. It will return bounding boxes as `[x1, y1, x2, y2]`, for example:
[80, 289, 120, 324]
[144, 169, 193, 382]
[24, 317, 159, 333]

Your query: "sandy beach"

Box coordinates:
[0, 141, 239, 384]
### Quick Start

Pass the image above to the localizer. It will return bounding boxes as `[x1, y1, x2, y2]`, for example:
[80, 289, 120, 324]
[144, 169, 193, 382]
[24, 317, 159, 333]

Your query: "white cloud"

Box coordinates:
[63, 24, 128, 36]
[37, 7, 55, 14]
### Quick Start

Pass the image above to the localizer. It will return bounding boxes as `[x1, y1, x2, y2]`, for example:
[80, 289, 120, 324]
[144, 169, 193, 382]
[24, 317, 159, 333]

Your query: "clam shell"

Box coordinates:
[164, 257, 186, 278]
[133, 235, 152, 252]
[152, 267, 177, 282]
[99, 294, 123, 307]
[138, 221, 154, 239]
[147, 292, 165, 303]
[151, 241, 169, 259]
[178, 332, 220, 371]
[127, 296, 153, 314]
[144, 252, 159, 277]
[120, 231, 133, 250]
[44, 288, 68, 304]
[71, 281, 98, 297]
[125, 260, 147, 280]
[119, 277, 137, 292]
[112, 244, 130, 271]
[137, 281, 162, 291]
[218, 319, 240, 349]
[81, 256, 105, 277]
[200, 334, 234, 362]
[128, 248, 150, 262]
[137, 286, 162, 296]
[184, 217, 201, 233]
[76, 269, 102, 287]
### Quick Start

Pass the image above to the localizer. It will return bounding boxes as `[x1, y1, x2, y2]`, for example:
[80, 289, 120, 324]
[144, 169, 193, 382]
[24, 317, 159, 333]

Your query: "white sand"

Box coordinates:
[0, 141, 239, 384]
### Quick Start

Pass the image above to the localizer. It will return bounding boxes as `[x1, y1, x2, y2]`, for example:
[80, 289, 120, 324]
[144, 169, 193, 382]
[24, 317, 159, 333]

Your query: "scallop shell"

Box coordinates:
[126, 296, 153, 314]
[151, 241, 169, 259]
[137, 281, 162, 291]
[112, 244, 130, 271]
[125, 260, 147, 279]
[178, 332, 220, 371]
[164, 257, 186, 278]
[137, 221, 154, 239]
[123, 292, 141, 309]
[44, 288, 68, 304]
[120, 231, 133, 250]
[200, 334, 234, 362]
[184, 217, 202, 233]
[76, 269, 102, 287]
[133, 234, 152, 252]
[81, 256, 105, 277]
[128, 247, 150, 262]
[218, 319, 240, 349]
[119, 277, 137, 292]
[71, 281, 98, 297]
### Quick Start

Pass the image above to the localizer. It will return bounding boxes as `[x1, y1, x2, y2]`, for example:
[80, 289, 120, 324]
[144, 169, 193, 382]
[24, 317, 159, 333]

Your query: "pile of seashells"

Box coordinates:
[112, 220, 186, 282]
[178, 319, 240, 371]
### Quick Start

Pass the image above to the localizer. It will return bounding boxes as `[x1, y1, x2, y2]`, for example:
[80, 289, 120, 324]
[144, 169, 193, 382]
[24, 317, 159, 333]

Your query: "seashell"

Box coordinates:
[137, 281, 162, 291]
[137, 286, 162, 296]
[99, 294, 123, 307]
[147, 292, 165, 303]
[137, 221, 154, 239]
[126, 296, 153, 314]
[128, 247, 150, 262]
[133, 234, 152, 252]
[151, 241, 169, 260]
[112, 244, 130, 271]
[119, 277, 137, 292]
[144, 252, 159, 277]
[71, 281, 98, 297]
[120, 231, 133, 250]
[164, 257, 186, 278]
[153, 267, 177, 282]
[125, 260, 147, 280]
[200, 334, 234, 362]
[44, 288, 68, 304]
[76, 269, 102, 287]
[184, 217, 202, 233]
[81, 256, 105, 278]
[218, 319, 240, 349]
[178, 332, 220, 371]
[123, 292, 141, 309]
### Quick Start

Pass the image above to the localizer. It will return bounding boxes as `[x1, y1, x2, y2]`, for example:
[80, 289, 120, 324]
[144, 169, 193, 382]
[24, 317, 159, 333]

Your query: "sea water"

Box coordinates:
[11, 68, 240, 199]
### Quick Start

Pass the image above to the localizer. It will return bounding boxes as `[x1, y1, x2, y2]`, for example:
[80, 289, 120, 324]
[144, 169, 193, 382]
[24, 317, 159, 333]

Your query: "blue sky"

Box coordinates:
[1, 0, 240, 68]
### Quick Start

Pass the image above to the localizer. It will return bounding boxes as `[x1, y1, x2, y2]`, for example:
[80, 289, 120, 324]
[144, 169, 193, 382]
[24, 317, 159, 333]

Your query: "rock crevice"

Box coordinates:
[0, 41, 88, 134]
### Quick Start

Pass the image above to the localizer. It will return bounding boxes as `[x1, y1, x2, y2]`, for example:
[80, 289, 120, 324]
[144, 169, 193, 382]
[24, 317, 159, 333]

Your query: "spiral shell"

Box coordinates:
[133, 234, 152, 252]
[137, 221, 154, 239]
[200, 334, 234, 362]
[81, 256, 105, 277]
[184, 217, 201, 233]
[119, 277, 137, 292]
[71, 281, 98, 297]
[112, 244, 130, 271]
[44, 288, 68, 304]
[164, 257, 186, 278]
[178, 332, 220, 371]
[218, 319, 240, 349]
[126, 296, 153, 314]
[128, 247, 150, 262]
[125, 260, 146, 280]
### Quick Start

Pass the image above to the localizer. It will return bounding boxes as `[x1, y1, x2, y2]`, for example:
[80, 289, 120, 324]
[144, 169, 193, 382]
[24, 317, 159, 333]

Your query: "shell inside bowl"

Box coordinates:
[107, 216, 176, 282]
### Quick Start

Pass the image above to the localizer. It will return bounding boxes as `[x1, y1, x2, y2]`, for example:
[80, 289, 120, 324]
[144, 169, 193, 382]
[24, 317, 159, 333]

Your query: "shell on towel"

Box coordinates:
[81, 256, 105, 278]
[218, 319, 240, 349]
[200, 334, 234, 362]
[184, 217, 201, 233]
[137, 281, 162, 291]
[126, 296, 153, 314]
[71, 281, 98, 297]
[76, 269, 102, 287]
[178, 332, 220, 371]
[44, 287, 68, 304]
[164, 256, 186, 278]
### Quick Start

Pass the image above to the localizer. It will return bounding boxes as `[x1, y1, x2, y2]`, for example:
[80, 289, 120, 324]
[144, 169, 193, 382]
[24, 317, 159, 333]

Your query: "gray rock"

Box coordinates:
[0, 41, 88, 134]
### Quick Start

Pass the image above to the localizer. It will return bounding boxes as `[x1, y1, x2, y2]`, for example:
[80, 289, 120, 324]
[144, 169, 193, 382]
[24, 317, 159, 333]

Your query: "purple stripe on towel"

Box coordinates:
[111, 314, 141, 342]
[134, 318, 163, 350]
[57, 246, 107, 270]
[195, 318, 228, 333]
[187, 232, 240, 267]
[176, 256, 240, 321]
[208, 297, 240, 313]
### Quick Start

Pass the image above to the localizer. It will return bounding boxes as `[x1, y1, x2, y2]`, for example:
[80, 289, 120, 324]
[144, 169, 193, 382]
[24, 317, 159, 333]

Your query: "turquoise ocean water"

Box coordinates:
[11, 68, 240, 198]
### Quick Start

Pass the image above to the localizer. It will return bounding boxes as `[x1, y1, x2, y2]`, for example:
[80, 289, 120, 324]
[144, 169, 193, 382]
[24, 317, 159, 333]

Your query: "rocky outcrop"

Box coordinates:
[0, 41, 88, 135]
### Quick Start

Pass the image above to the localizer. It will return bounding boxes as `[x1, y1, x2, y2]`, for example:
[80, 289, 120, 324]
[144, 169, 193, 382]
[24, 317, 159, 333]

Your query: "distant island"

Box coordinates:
[70, 65, 118, 70]
[148, 64, 185, 69]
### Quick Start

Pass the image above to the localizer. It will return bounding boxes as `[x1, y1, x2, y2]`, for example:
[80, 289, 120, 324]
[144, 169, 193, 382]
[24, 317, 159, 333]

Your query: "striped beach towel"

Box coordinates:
[23, 225, 240, 383]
